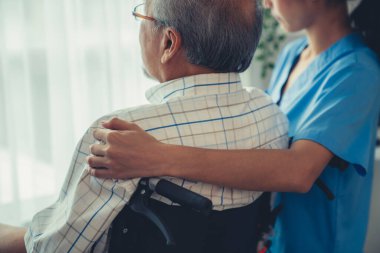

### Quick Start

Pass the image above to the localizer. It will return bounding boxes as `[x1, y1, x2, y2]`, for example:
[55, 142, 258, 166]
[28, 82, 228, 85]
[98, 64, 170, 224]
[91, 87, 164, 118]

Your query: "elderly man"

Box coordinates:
[0, 0, 288, 252]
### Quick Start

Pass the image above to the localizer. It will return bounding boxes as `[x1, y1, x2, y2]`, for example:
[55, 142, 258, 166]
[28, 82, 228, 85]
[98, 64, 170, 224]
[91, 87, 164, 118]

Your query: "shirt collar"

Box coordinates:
[298, 33, 364, 74]
[145, 73, 243, 104]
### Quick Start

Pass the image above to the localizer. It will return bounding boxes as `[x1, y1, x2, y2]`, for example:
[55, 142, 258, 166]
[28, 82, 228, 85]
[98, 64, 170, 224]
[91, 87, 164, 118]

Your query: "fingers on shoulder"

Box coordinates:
[89, 167, 112, 179]
[104, 117, 140, 131]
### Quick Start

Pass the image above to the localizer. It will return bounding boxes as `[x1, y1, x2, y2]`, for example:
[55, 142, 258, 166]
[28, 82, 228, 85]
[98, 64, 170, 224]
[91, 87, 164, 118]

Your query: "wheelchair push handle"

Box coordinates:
[128, 178, 213, 246]
[150, 179, 213, 216]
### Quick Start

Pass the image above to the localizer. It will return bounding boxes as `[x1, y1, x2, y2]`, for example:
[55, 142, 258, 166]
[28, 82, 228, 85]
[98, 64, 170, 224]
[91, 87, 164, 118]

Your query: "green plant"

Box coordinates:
[255, 9, 286, 80]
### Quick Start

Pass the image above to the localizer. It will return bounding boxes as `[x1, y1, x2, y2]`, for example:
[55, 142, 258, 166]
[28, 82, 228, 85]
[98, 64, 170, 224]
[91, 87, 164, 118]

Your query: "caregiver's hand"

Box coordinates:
[87, 118, 168, 179]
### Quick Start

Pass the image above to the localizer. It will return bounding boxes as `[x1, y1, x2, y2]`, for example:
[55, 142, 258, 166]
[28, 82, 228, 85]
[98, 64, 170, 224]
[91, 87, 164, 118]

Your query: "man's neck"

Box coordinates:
[159, 63, 216, 83]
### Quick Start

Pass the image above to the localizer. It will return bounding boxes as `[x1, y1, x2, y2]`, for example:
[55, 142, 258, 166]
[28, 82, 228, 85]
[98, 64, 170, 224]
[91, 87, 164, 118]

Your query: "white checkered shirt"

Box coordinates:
[25, 73, 288, 253]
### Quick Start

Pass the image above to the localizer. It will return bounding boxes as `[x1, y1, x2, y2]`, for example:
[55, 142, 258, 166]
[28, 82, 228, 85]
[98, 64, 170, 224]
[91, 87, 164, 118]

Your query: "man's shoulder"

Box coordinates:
[89, 86, 287, 137]
[244, 86, 269, 97]
[244, 86, 279, 106]
[90, 103, 166, 130]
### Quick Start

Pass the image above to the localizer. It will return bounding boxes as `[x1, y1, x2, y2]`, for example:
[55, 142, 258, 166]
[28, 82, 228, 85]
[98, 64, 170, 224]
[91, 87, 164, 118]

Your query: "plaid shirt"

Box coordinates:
[25, 73, 288, 253]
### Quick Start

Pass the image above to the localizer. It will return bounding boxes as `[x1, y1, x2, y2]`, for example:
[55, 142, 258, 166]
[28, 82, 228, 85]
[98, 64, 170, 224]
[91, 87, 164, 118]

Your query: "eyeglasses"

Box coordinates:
[132, 3, 157, 22]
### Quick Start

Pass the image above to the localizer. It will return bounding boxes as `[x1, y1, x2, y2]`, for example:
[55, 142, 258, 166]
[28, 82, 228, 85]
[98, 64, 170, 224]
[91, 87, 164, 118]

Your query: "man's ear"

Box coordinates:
[160, 28, 182, 64]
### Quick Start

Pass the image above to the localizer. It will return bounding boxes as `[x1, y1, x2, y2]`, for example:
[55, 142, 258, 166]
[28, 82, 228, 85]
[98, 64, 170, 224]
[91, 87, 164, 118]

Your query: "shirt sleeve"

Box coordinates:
[24, 115, 140, 253]
[292, 64, 380, 175]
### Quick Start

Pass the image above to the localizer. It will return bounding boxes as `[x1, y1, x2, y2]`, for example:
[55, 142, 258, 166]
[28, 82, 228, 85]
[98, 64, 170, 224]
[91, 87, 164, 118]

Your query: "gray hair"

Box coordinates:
[151, 0, 263, 73]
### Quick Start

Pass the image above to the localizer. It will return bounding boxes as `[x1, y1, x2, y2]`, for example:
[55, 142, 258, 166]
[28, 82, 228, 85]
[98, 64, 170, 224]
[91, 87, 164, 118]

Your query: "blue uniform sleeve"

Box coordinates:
[293, 64, 380, 175]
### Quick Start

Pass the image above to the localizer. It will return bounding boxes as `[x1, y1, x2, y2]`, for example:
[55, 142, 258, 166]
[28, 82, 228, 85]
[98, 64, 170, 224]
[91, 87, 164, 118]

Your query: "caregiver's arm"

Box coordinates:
[0, 224, 27, 253]
[88, 118, 333, 193]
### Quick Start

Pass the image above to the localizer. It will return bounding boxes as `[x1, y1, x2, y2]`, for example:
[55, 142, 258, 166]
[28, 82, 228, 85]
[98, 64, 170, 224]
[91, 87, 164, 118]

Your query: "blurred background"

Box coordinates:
[0, 0, 378, 252]
[0, 0, 155, 226]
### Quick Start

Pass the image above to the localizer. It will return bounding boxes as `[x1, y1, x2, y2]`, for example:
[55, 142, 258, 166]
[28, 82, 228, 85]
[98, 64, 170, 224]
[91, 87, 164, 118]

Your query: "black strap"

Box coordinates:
[315, 178, 335, 200]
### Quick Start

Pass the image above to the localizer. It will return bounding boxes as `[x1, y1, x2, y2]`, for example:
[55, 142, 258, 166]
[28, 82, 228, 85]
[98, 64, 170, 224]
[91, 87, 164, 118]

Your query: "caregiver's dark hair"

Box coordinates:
[348, 0, 380, 58]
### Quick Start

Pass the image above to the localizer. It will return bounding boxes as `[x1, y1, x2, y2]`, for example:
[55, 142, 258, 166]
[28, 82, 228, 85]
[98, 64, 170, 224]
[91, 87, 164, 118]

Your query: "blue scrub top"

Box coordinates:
[267, 34, 380, 253]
